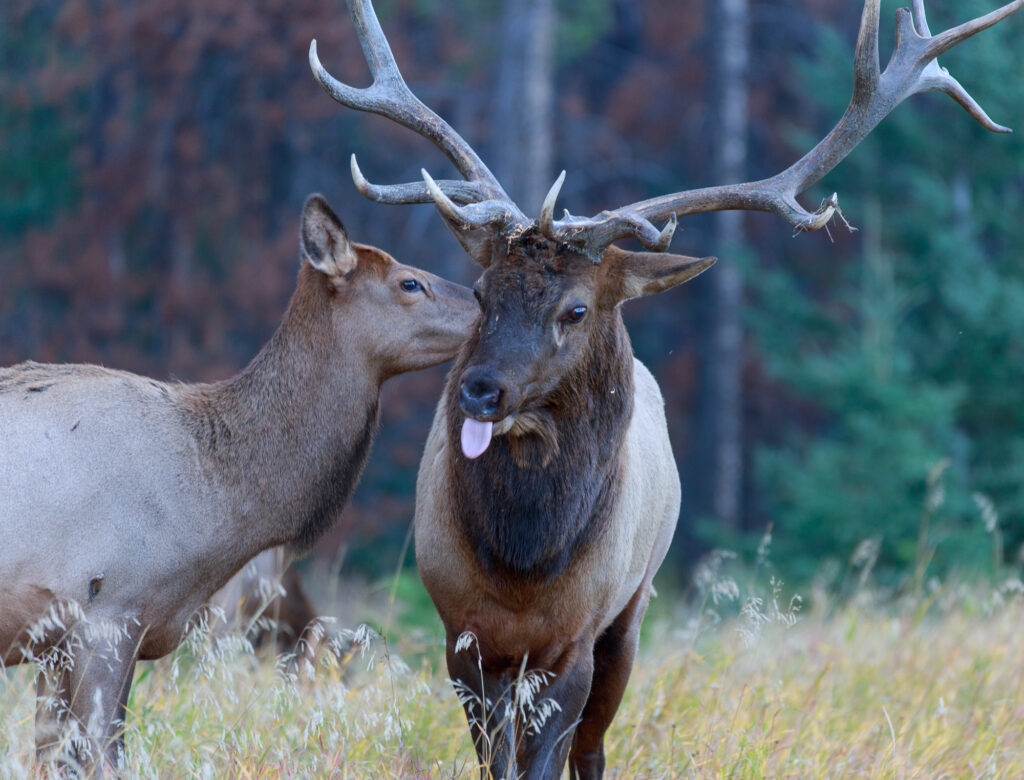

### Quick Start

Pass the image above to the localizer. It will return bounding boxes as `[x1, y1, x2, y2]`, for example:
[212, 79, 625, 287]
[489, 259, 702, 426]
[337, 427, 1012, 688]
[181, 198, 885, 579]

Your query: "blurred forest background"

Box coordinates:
[2, 0, 1022, 592]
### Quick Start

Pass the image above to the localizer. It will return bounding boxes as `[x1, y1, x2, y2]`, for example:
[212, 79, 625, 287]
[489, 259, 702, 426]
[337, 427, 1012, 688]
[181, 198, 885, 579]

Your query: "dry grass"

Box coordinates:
[3, 577, 1024, 779]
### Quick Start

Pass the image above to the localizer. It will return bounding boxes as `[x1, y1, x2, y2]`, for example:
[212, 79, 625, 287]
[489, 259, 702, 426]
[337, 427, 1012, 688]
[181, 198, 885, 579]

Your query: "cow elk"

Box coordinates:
[0, 194, 478, 773]
[311, 0, 1022, 777]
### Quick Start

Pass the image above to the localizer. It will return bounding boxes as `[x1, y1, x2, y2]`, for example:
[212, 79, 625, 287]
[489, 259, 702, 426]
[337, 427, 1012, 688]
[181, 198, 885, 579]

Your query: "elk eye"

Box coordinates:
[472, 284, 483, 303]
[565, 305, 588, 324]
[400, 279, 423, 293]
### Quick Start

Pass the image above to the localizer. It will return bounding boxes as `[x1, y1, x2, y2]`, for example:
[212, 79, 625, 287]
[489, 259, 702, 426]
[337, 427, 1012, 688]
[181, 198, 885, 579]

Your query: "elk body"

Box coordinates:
[0, 195, 477, 772]
[416, 239, 713, 777]
[312, 0, 1022, 777]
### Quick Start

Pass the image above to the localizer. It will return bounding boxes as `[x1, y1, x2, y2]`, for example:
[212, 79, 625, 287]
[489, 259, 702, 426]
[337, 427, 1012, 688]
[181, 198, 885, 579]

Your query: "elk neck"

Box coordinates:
[180, 263, 380, 560]
[445, 308, 635, 584]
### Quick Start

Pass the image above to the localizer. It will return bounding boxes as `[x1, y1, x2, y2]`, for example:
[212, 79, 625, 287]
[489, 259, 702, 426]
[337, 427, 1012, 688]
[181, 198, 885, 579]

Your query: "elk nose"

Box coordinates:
[460, 373, 504, 419]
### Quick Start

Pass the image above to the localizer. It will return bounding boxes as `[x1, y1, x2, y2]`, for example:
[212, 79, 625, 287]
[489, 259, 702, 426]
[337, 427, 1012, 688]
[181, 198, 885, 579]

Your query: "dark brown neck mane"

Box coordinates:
[445, 311, 634, 583]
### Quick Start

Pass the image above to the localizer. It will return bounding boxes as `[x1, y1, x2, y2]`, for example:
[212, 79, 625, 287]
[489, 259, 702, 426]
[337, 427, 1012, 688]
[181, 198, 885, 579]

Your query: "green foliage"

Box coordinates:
[371, 568, 445, 638]
[0, 7, 80, 239]
[752, 249, 987, 585]
[0, 103, 79, 239]
[555, 0, 615, 62]
[751, 0, 1024, 586]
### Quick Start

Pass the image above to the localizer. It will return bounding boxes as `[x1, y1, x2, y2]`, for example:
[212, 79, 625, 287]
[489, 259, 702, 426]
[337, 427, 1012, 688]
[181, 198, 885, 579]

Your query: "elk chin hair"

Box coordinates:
[497, 409, 560, 469]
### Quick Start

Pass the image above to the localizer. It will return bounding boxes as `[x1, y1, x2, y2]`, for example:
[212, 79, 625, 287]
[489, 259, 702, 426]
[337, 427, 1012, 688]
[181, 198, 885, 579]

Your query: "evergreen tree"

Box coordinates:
[751, 1, 1024, 585]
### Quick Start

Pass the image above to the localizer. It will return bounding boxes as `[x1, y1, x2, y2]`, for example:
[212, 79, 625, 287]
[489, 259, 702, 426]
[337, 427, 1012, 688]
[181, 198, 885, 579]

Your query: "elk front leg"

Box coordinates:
[39, 621, 140, 776]
[516, 648, 594, 780]
[568, 586, 649, 780]
[35, 658, 72, 767]
[446, 644, 518, 780]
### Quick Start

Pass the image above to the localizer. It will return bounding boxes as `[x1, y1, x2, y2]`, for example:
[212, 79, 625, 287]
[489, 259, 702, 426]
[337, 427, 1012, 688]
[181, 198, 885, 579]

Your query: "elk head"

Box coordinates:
[311, 0, 1022, 449]
[454, 232, 713, 458]
[299, 194, 478, 379]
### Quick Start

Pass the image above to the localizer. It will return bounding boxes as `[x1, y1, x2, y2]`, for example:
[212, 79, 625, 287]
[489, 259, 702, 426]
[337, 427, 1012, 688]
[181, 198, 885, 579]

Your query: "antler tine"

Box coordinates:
[853, 0, 881, 98]
[421, 169, 530, 231]
[552, 0, 1021, 259]
[422, 169, 468, 225]
[538, 170, 566, 241]
[310, 0, 526, 224]
[539, 170, 678, 259]
[549, 208, 679, 261]
[923, 74, 1012, 134]
[910, 1, 1018, 133]
[927, 0, 1024, 59]
[350, 154, 489, 206]
[911, 0, 932, 37]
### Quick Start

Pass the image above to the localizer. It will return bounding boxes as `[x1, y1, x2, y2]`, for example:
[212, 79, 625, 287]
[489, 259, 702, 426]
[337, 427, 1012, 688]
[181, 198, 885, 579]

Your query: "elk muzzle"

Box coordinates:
[459, 369, 504, 419]
[458, 367, 509, 459]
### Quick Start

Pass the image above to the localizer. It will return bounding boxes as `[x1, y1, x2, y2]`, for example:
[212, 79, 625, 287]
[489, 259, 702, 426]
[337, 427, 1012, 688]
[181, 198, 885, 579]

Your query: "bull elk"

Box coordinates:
[0, 194, 477, 772]
[311, 0, 1022, 777]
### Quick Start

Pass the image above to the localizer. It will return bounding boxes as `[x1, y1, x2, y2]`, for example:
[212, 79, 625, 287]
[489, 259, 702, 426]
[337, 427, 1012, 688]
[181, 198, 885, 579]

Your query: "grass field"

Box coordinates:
[3, 571, 1024, 779]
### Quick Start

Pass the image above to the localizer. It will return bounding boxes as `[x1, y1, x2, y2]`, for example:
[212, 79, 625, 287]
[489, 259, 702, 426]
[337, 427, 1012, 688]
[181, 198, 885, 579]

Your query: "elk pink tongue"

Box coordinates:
[461, 418, 494, 459]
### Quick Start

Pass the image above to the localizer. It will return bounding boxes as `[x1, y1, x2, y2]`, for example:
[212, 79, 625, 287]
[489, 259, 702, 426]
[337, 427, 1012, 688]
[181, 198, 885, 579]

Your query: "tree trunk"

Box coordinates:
[709, 0, 749, 531]
[491, 0, 554, 214]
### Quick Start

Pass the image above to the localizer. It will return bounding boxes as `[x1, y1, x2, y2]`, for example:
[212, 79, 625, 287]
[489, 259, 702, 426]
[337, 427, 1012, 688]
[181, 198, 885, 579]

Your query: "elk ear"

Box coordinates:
[604, 246, 716, 304]
[300, 195, 358, 278]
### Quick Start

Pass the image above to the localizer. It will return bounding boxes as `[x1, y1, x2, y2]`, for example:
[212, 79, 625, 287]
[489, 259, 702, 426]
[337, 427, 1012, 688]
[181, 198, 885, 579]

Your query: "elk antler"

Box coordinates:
[539, 0, 1023, 259]
[314, 0, 1021, 263]
[309, 0, 528, 239]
